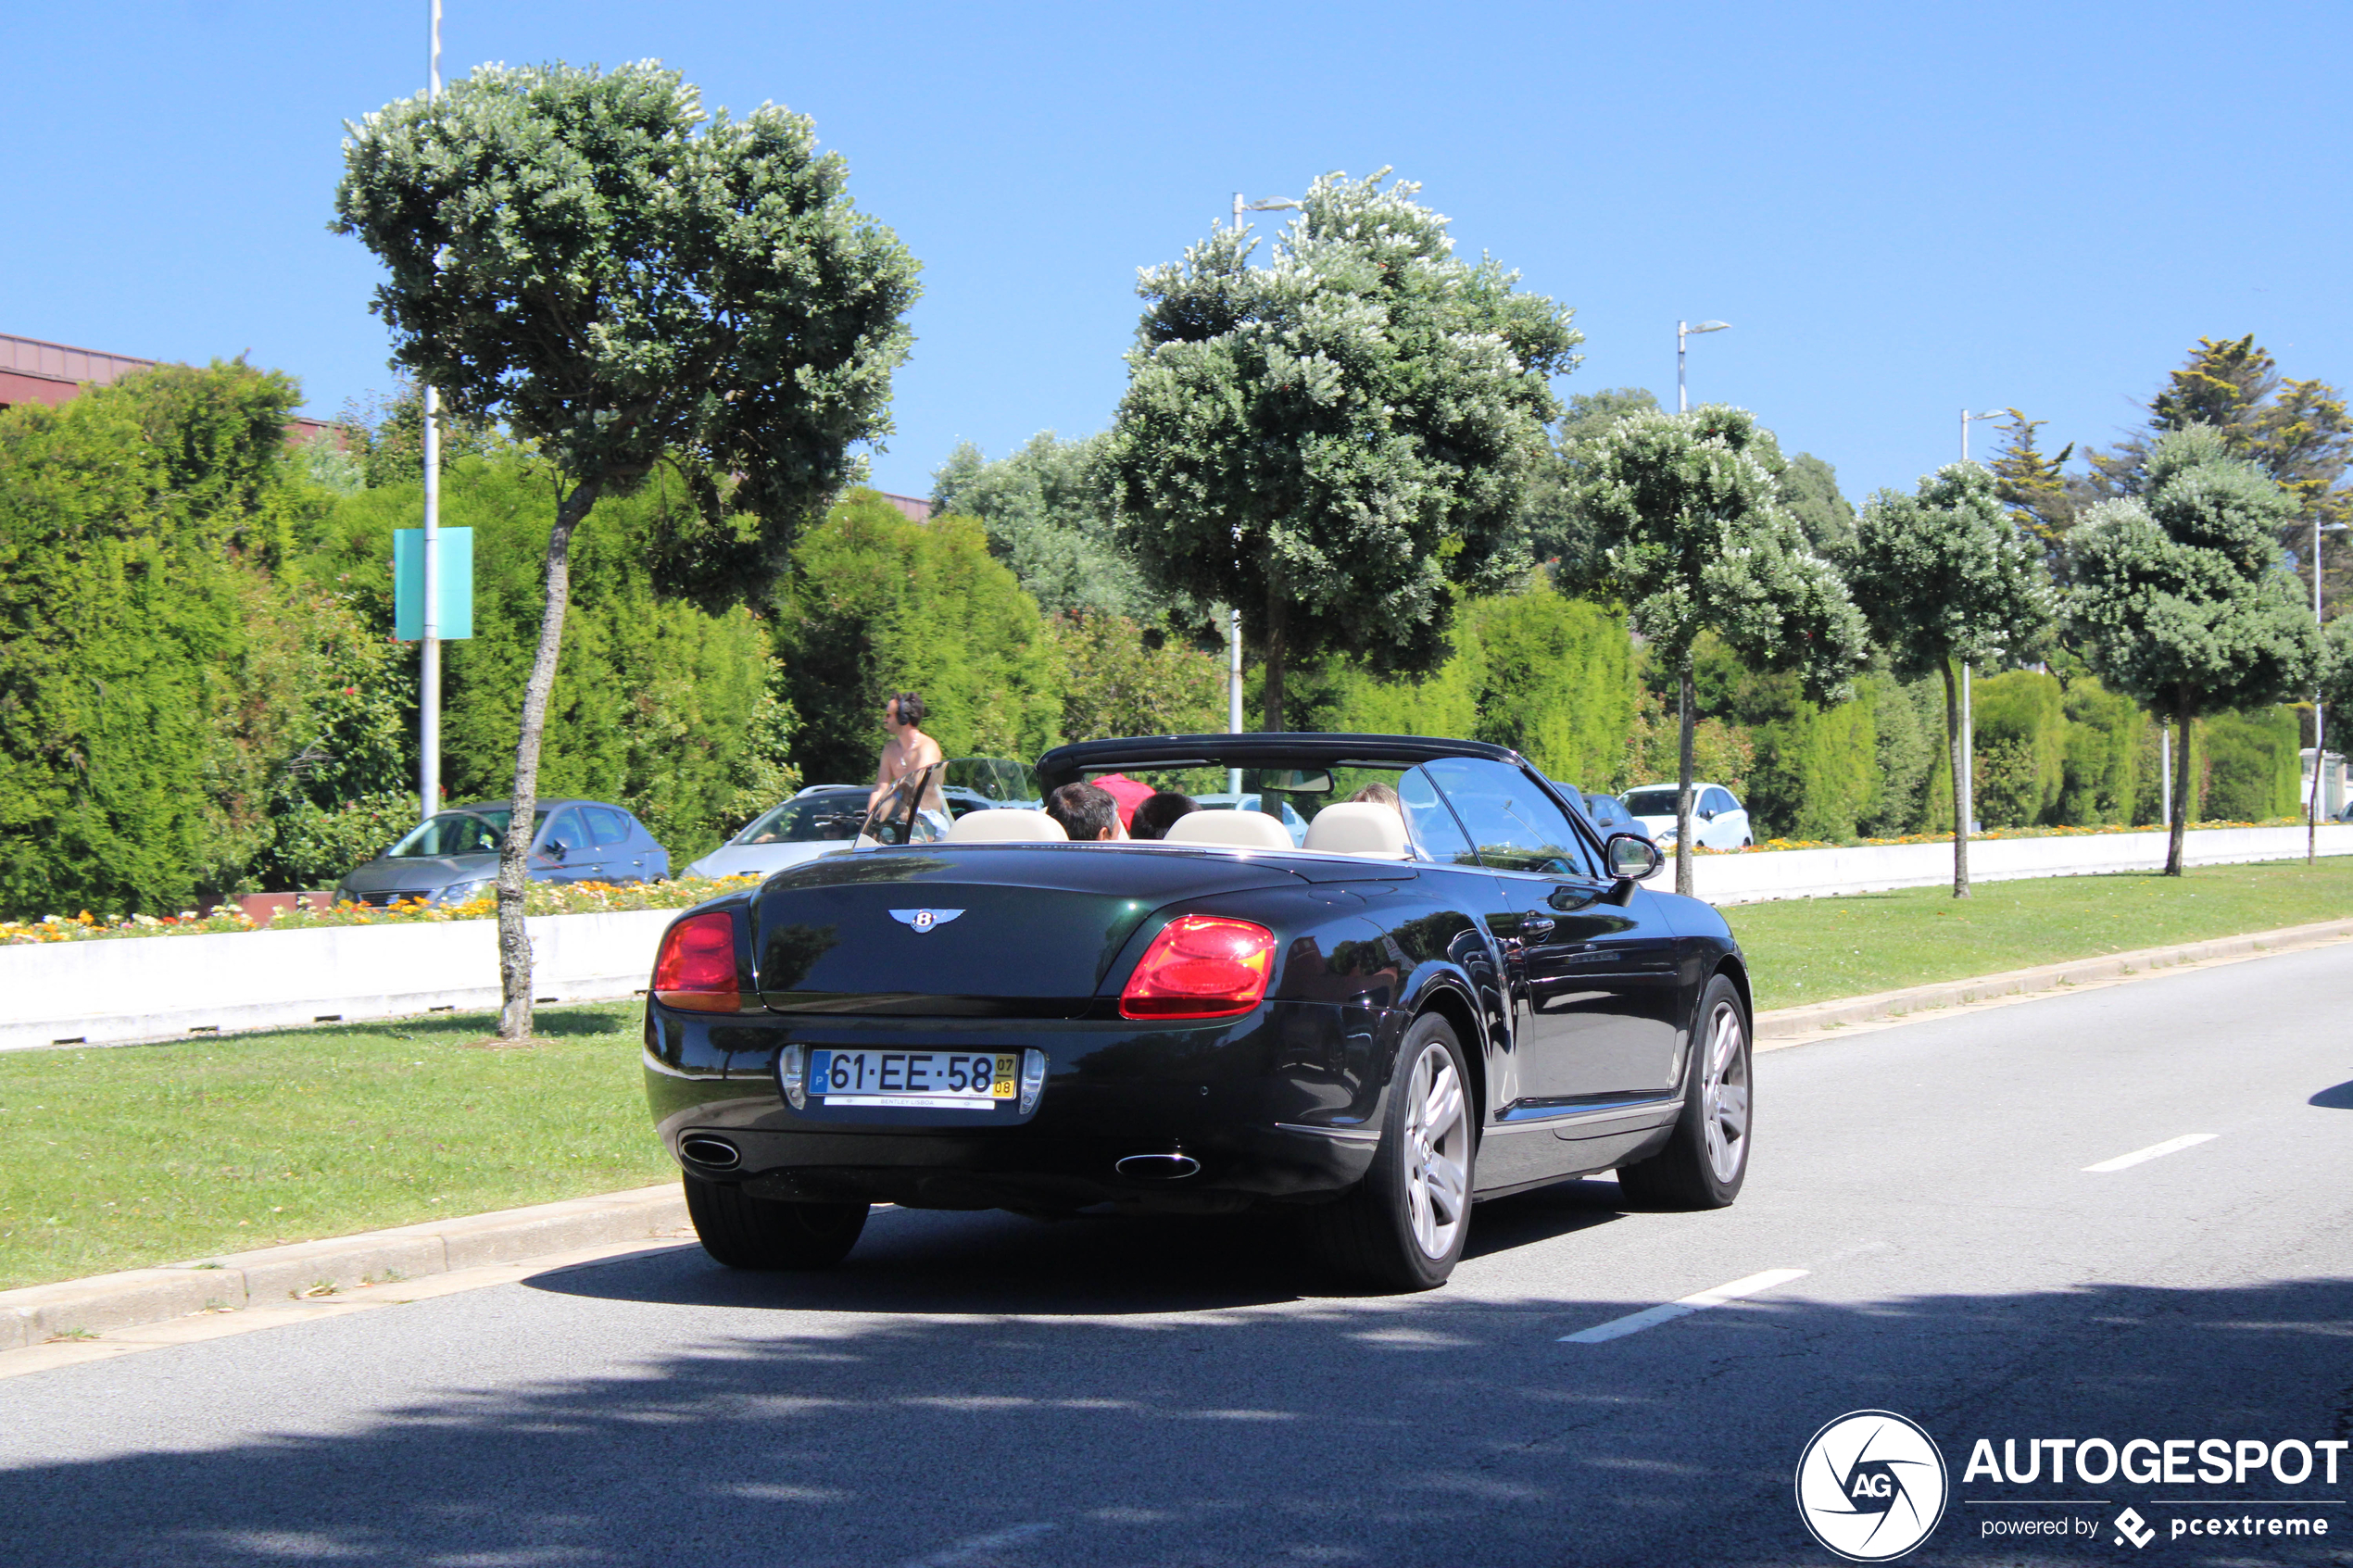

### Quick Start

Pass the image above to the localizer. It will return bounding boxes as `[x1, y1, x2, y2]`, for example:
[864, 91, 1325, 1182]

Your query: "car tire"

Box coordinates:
[1313, 1011, 1476, 1292]
[682, 1174, 868, 1269]
[1617, 973, 1751, 1210]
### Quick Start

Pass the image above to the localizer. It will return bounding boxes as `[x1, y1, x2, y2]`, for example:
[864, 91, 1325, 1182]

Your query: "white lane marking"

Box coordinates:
[2082, 1133, 2218, 1173]
[902, 1523, 1057, 1567]
[1558, 1268, 1809, 1344]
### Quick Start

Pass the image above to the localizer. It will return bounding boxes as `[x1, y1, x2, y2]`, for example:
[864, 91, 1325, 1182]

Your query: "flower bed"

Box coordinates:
[1, 876, 760, 947]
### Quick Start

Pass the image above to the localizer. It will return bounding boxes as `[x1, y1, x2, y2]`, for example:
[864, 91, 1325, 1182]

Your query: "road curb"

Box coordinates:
[1752, 915, 2353, 1046]
[0, 1184, 686, 1351]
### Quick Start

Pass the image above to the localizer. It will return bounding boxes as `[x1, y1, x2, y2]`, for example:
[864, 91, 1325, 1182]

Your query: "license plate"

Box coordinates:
[809, 1049, 1016, 1110]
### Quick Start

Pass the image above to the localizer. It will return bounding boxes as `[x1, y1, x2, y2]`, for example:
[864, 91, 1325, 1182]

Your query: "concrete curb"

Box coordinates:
[0, 1184, 686, 1351]
[1752, 916, 2353, 1044]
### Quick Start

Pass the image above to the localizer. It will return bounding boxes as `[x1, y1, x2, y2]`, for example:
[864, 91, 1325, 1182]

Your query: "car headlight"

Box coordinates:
[438, 878, 493, 905]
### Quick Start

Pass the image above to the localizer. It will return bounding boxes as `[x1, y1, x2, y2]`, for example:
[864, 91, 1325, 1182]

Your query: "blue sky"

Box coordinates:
[6, 2, 2347, 507]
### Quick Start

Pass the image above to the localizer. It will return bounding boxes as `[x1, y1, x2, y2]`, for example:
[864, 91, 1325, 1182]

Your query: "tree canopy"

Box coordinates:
[1847, 462, 2054, 893]
[929, 433, 1158, 622]
[2068, 426, 2320, 870]
[1106, 169, 1582, 729]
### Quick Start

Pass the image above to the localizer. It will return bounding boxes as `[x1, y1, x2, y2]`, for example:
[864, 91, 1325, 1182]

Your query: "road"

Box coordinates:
[2, 946, 2348, 1567]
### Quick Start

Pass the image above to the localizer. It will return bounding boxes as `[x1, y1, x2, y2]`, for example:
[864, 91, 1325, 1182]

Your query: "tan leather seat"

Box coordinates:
[1304, 801, 1411, 858]
[1164, 809, 1296, 851]
[944, 809, 1069, 844]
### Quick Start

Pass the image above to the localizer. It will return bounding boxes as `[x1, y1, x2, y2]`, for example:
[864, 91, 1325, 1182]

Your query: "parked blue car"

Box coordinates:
[333, 798, 670, 907]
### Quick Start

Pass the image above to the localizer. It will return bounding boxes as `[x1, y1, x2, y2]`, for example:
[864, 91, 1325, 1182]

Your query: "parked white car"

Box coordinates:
[1622, 782, 1753, 849]
[683, 785, 872, 879]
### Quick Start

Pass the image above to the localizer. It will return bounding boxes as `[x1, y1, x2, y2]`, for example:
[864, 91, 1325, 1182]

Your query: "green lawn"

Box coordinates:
[1732, 857, 2353, 1010]
[0, 1004, 666, 1291]
[3, 857, 2348, 1292]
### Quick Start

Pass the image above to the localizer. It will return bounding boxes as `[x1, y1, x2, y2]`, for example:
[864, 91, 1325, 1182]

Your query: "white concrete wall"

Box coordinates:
[0, 909, 678, 1051]
[1637, 822, 2353, 904]
[6, 823, 2347, 1051]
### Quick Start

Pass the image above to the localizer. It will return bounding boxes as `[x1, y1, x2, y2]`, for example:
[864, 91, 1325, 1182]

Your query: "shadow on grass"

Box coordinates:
[321, 1004, 639, 1046]
[1, 1248, 2347, 1567]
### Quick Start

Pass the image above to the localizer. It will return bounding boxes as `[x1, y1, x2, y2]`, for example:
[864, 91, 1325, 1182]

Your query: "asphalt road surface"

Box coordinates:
[3, 946, 2349, 1568]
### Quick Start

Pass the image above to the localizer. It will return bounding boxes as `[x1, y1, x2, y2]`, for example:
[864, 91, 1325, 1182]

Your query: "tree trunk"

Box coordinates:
[1262, 570, 1288, 733]
[496, 481, 601, 1040]
[1675, 659, 1696, 897]
[1943, 660, 1969, 898]
[2166, 703, 2193, 877]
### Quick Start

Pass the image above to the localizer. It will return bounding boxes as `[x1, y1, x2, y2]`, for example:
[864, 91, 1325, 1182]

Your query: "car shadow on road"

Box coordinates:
[528, 1176, 1636, 1318]
[2309, 1078, 2353, 1110]
[4, 1273, 2350, 1568]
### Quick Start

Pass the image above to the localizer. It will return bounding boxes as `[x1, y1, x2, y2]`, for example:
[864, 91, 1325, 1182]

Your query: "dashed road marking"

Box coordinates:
[2082, 1133, 2218, 1173]
[1558, 1268, 1809, 1344]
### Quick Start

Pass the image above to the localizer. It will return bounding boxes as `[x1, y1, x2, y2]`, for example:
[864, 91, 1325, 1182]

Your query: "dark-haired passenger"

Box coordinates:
[1045, 782, 1126, 842]
[1129, 791, 1197, 842]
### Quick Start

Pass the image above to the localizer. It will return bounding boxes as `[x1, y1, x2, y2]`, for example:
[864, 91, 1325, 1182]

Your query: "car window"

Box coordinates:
[1397, 767, 1479, 867]
[586, 806, 632, 846]
[1703, 788, 1734, 815]
[1623, 786, 1680, 818]
[1421, 758, 1597, 878]
[737, 794, 869, 845]
[541, 807, 588, 854]
[387, 812, 506, 859]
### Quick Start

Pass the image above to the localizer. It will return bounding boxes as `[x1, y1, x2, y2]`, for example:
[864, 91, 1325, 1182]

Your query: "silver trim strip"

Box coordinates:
[1273, 1122, 1382, 1143]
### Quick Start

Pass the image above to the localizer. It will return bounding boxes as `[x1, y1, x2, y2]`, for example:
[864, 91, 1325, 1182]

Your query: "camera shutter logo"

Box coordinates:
[1794, 1411, 1949, 1562]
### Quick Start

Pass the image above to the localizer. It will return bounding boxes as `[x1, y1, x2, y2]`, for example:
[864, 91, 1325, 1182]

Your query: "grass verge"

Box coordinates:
[1733, 857, 2353, 1010]
[0, 1003, 664, 1291]
[3, 857, 2347, 1292]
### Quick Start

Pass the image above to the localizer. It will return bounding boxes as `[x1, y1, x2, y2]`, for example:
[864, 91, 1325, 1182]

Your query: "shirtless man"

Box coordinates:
[872, 693, 950, 833]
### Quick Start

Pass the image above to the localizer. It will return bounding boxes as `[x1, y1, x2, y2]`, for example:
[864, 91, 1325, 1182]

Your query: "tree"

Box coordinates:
[1846, 463, 2053, 895]
[1576, 406, 1868, 892]
[2066, 427, 2320, 873]
[335, 61, 918, 1037]
[1988, 409, 2076, 564]
[779, 492, 1062, 784]
[1106, 169, 1581, 731]
[1050, 611, 1225, 744]
[2323, 616, 2353, 716]
[1778, 454, 1858, 557]
[929, 433, 1160, 621]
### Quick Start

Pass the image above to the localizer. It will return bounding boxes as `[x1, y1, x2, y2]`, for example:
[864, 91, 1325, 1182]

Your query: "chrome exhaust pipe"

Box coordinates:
[679, 1135, 741, 1171]
[1114, 1152, 1201, 1180]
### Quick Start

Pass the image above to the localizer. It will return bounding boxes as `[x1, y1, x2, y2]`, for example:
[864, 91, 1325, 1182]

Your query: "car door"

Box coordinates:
[1419, 757, 1684, 1108]
[1699, 786, 1743, 847]
[586, 806, 644, 882]
[535, 807, 596, 883]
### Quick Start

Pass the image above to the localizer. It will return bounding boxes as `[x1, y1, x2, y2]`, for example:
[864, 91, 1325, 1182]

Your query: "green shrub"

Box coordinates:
[2201, 707, 2300, 820]
[2057, 678, 2143, 824]
[1970, 671, 2066, 826]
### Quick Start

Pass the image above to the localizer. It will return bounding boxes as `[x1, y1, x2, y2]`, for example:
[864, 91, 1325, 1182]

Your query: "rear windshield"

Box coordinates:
[736, 794, 871, 846]
[1622, 787, 1681, 816]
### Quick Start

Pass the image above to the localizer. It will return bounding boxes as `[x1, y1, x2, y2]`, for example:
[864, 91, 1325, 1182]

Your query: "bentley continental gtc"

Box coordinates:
[641, 734, 1754, 1291]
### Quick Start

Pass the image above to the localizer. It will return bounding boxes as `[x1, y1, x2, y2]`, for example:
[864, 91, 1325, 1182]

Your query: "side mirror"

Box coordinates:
[546, 840, 568, 861]
[1604, 832, 1662, 884]
[1700, 809, 1716, 822]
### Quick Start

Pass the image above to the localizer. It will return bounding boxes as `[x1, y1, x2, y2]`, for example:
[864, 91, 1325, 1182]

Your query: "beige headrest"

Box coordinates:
[1164, 809, 1295, 851]
[944, 808, 1069, 844]
[1304, 801, 1411, 858]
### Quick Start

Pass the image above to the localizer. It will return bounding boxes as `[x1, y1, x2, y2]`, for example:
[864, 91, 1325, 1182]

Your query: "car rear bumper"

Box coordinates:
[642, 997, 1396, 1213]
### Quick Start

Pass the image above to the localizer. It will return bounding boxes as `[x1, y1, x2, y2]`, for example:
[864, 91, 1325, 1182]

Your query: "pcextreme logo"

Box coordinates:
[1795, 1411, 1951, 1562]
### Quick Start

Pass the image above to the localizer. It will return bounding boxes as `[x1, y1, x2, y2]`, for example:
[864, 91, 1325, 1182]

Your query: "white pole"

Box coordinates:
[2160, 726, 2172, 827]
[1677, 321, 1688, 413]
[419, 0, 443, 823]
[1227, 192, 1247, 788]
[2314, 509, 2327, 862]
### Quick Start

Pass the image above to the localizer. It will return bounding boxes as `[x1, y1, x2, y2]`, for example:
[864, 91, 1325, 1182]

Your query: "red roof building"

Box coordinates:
[0, 331, 341, 443]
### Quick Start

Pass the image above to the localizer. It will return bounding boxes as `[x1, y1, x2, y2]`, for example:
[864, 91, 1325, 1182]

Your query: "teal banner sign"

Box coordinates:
[393, 527, 474, 641]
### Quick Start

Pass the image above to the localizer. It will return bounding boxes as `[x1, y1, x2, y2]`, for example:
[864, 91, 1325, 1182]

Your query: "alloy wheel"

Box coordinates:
[1403, 1040, 1470, 1259]
[1699, 999, 1750, 1185]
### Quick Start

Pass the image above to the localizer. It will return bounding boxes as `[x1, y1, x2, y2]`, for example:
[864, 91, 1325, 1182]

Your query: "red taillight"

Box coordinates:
[1119, 915, 1277, 1020]
[653, 911, 739, 1012]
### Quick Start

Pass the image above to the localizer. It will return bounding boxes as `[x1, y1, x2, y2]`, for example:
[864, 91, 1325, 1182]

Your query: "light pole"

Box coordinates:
[1954, 410, 2005, 844]
[1676, 320, 1730, 413]
[1224, 193, 1302, 792]
[2310, 519, 2349, 862]
[418, 0, 444, 824]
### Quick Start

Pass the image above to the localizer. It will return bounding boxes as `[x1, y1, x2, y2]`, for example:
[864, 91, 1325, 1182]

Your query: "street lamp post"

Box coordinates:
[1676, 320, 1730, 413]
[1223, 192, 1302, 793]
[2310, 519, 2349, 862]
[1956, 410, 2005, 846]
[419, 0, 444, 824]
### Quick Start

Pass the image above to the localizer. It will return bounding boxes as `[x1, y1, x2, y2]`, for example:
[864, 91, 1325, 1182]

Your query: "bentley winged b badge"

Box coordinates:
[888, 909, 965, 935]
